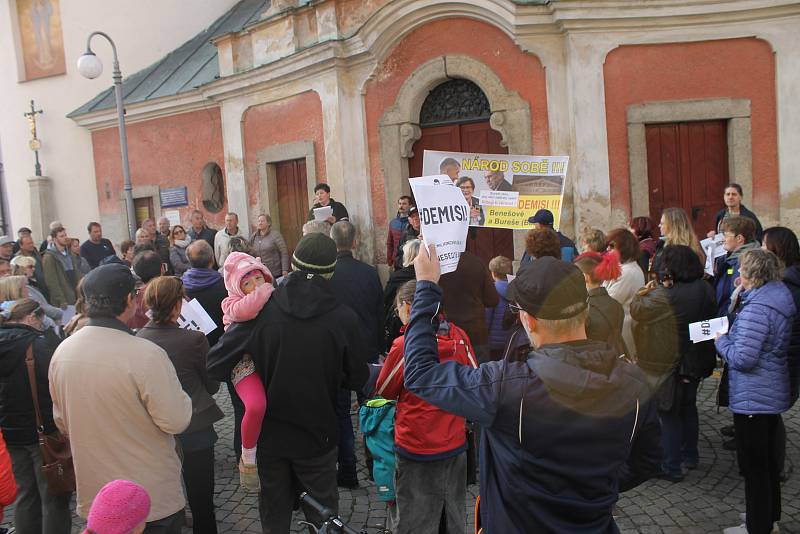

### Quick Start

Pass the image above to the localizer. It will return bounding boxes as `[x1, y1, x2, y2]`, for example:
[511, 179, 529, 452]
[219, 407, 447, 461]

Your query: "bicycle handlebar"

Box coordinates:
[299, 492, 362, 534]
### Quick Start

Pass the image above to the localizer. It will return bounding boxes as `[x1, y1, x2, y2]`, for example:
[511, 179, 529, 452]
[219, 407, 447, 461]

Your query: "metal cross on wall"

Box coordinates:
[23, 99, 44, 176]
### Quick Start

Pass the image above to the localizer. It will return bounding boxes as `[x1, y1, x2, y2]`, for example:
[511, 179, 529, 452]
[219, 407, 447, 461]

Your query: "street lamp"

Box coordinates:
[77, 32, 136, 240]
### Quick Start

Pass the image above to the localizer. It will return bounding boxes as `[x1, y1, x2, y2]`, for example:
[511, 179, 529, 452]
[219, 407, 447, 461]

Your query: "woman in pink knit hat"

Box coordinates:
[84, 480, 150, 534]
[221, 252, 274, 491]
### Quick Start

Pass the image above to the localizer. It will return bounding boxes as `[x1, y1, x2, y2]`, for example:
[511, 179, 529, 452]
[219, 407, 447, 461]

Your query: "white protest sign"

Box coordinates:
[409, 174, 456, 187]
[163, 209, 181, 228]
[701, 233, 726, 276]
[178, 298, 218, 335]
[689, 316, 728, 343]
[408, 179, 470, 275]
[479, 190, 518, 207]
[313, 206, 333, 221]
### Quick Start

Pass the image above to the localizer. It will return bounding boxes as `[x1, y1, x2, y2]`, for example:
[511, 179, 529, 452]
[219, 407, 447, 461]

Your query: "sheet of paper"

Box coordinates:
[479, 190, 518, 207]
[408, 180, 470, 275]
[177, 298, 218, 335]
[313, 206, 333, 221]
[701, 233, 727, 276]
[60, 305, 76, 326]
[689, 316, 728, 343]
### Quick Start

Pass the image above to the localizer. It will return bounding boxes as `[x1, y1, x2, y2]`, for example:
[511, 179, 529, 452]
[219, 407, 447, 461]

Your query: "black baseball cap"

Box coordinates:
[528, 209, 554, 226]
[82, 263, 136, 304]
[408, 206, 419, 217]
[506, 256, 588, 320]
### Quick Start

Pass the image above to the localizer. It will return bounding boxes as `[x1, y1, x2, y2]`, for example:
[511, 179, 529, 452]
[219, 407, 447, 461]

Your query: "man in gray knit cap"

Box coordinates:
[207, 233, 369, 533]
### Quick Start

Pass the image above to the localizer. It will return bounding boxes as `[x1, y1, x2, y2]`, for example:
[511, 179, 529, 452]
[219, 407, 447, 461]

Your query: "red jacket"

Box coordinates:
[0, 430, 17, 522]
[375, 321, 478, 459]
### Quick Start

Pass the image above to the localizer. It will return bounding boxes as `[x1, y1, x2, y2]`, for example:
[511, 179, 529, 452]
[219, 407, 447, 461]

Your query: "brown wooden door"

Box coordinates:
[646, 120, 728, 237]
[275, 158, 309, 257]
[134, 197, 154, 228]
[408, 121, 514, 264]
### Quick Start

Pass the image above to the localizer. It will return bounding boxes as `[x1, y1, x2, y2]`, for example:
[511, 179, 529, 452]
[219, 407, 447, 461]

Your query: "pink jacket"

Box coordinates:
[221, 252, 274, 327]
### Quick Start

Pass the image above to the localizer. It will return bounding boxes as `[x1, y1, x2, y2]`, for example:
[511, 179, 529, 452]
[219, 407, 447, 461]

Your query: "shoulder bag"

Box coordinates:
[25, 345, 75, 496]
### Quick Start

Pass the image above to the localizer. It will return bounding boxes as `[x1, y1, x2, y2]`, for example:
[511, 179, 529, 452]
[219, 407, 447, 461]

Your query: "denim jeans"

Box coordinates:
[394, 453, 467, 534]
[335, 389, 357, 483]
[7, 443, 72, 534]
[658, 378, 699, 476]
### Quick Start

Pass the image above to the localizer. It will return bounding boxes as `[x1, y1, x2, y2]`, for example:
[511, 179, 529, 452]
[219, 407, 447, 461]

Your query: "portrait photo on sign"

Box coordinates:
[422, 150, 569, 230]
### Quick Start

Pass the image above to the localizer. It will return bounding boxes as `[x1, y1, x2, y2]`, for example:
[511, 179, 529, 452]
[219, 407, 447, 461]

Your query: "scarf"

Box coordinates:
[182, 268, 222, 292]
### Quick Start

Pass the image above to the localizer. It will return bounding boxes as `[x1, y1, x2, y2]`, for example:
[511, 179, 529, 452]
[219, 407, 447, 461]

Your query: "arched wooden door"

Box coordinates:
[407, 79, 514, 264]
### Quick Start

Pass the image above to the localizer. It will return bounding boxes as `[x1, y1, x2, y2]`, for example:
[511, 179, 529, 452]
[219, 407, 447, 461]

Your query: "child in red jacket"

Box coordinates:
[0, 429, 16, 524]
[375, 280, 478, 534]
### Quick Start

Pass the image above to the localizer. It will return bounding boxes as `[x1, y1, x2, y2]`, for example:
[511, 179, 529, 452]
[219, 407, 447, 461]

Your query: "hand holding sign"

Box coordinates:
[415, 243, 441, 284]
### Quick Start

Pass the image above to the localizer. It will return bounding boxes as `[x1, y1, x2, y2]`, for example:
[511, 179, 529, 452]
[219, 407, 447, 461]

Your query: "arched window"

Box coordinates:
[419, 79, 491, 127]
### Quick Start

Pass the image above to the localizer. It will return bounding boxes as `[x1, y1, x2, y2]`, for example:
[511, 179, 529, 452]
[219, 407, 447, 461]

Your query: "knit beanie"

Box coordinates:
[291, 233, 337, 279]
[85, 480, 150, 534]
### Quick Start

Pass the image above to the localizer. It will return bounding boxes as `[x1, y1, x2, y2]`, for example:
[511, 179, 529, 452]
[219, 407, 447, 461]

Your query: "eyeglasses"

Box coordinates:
[507, 302, 523, 315]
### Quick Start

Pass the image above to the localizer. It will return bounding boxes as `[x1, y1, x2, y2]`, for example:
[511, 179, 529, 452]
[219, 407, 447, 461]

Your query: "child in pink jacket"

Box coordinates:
[222, 252, 275, 491]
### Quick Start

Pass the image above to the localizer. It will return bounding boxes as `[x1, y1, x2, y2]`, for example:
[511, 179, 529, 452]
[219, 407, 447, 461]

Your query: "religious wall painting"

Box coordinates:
[16, 0, 66, 81]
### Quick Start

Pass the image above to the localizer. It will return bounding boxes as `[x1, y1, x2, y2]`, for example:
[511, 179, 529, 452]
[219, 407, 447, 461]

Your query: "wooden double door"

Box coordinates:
[645, 120, 729, 238]
[274, 158, 309, 258]
[408, 121, 515, 264]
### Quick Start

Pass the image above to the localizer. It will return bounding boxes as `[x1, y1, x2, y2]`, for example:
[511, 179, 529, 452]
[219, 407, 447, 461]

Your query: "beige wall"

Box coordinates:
[0, 0, 239, 242]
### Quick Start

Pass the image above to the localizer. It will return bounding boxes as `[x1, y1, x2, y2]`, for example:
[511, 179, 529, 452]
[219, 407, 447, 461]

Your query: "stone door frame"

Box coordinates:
[256, 140, 318, 233]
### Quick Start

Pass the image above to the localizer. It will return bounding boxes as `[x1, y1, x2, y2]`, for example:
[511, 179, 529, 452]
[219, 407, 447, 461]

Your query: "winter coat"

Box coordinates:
[376, 321, 477, 459]
[207, 271, 369, 459]
[359, 399, 396, 501]
[604, 261, 645, 358]
[439, 251, 499, 347]
[783, 265, 800, 406]
[402, 281, 662, 534]
[170, 243, 191, 277]
[221, 252, 274, 326]
[307, 199, 349, 222]
[637, 237, 657, 277]
[249, 230, 289, 279]
[395, 224, 420, 268]
[386, 212, 409, 269]
[383, 265, 415, 350]
[0, 324, 60, 446]
[41, 247, 82, 307]
[183, 268, 226, 347]
[713, 240, 761, 317]
[586, 287, 626, 356]
[214, 228, 243, 268]
[330, 251, 385, 362]
[136, 323, 223, 447]
[714, 205, 763, 242]
[485, 279, 511, 351]
[715, 281, 795, 415]
[187, 225, 217, 249]
[26, 283, 63, 324]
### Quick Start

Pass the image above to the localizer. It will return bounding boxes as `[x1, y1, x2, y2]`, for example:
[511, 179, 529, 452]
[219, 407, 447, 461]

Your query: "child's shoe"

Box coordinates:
[239, 458, 260, 492]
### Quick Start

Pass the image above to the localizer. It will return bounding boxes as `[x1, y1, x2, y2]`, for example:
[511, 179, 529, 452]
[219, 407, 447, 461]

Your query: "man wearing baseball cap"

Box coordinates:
[403, 246, 661, 533]
[524, 208, 579, 263]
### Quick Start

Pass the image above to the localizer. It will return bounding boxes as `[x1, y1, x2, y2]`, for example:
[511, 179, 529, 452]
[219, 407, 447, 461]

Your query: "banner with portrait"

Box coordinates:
[421, 151, 569, 230]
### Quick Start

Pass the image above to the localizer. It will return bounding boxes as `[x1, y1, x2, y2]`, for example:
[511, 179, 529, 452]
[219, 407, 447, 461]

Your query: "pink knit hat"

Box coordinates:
[223, 251, 273, 299]
[85, 480, 151, 534]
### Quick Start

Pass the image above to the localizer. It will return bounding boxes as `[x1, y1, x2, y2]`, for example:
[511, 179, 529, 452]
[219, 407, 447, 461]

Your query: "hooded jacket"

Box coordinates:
[586, 286, 626, 356]
[221, 252, 274, 326]
[713, 240, 761, 317]
[386, 211, 409, 269]
[402, 281, 661, 534]
[207, 271, 369, 458]
[0, 324, 60, 446]
[41, 246, 82, 307]
[376, 320, 478, 460]
[783, 265, 800, 406]
[715, 281, 795, 415]
[183, 267, 226, 347]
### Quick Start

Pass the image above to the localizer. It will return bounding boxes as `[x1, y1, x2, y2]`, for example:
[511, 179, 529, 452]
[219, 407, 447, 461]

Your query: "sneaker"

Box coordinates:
[722, 438, 737, 451]
[239, 458, 260, 492]
[721, 425, 736, 437]
[734, 515, 780, 533]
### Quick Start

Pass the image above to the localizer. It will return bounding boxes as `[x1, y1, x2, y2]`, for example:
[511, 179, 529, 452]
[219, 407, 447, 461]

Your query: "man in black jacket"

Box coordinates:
[329, 221, 383, 488]
[208, 233, 368, 533]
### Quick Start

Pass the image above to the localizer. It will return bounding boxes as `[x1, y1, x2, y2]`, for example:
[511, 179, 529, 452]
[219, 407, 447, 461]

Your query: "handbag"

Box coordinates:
[25, 345, 75, 496]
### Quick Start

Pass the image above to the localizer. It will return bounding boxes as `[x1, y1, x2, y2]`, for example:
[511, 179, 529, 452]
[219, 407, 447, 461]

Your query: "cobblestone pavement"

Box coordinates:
[3, 377, 798, 533]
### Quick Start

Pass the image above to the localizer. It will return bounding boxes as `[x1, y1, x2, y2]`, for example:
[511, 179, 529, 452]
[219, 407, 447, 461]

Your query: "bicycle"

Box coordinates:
[296, 492, 391, 534]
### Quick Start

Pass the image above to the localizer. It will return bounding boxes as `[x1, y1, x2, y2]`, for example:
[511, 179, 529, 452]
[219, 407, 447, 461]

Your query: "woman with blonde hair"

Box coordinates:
[10, 257, 63, 326]
[0, 275, 28, 304]
[652, 208, 706, 278]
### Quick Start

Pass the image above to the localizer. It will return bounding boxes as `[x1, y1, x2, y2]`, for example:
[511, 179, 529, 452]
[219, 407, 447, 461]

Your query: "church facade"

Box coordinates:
[68, 0, 800, 270]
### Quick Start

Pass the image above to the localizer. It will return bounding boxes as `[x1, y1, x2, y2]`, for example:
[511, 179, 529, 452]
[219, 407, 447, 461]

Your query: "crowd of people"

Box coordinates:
[0, 180, 797, 534]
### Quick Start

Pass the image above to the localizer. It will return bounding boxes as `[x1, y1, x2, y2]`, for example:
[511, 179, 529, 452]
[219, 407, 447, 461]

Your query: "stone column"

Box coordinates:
[28, 175, 57, 242]
[219, 101, 251, 227]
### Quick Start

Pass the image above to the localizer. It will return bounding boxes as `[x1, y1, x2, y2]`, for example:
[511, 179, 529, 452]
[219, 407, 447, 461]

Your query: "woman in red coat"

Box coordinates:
[376, 279, 479, 534]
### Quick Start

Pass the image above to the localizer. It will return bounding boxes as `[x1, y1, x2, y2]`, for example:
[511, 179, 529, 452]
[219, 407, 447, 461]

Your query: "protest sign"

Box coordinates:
[422, 151, 569, 230]
[408, 178, 470, 275]
[178, 298, 218, 335]
[689, 316, 728, 343]
[701, 233, 726, 276]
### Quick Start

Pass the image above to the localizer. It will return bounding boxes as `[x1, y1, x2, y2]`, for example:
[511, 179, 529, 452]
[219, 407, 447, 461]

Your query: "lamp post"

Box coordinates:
[77, 32, 136, 240]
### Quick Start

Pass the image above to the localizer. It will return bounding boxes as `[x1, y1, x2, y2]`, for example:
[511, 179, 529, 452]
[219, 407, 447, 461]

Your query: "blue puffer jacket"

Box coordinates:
[715, 281, 796, 415]
[783, 266, 800, 406]
[485, 280, 510, 350]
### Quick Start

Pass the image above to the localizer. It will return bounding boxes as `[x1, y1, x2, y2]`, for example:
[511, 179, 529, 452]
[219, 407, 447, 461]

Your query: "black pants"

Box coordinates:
[258, 447, 339, 534]
[183, 446, 218, 534]
[335, 389, 357, 484]
[144, 510, 185, 534]
[734, 413, 782, 534]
